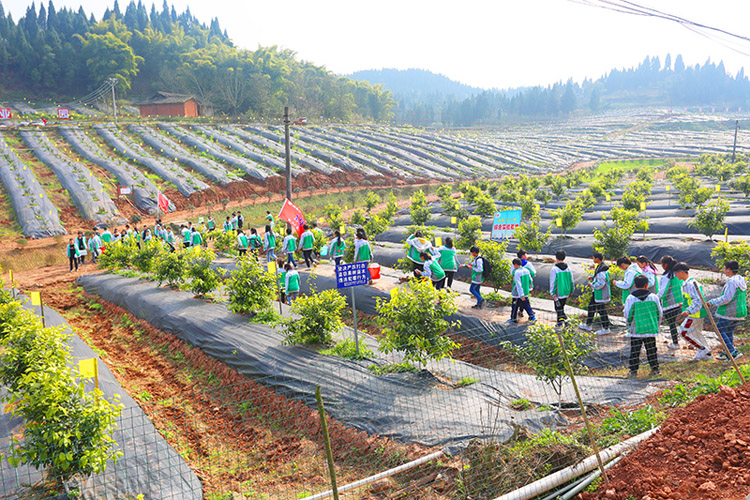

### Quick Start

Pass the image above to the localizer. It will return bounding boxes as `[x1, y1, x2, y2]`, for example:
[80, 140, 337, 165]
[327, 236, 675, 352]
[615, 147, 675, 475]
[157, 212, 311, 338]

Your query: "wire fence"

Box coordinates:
[0, 274, 747, 499]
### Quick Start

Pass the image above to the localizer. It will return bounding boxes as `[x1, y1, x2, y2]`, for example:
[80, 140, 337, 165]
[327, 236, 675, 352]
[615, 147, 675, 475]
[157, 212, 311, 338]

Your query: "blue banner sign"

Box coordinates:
[491, 209, 522, 240]
[336, 261, 370, 288]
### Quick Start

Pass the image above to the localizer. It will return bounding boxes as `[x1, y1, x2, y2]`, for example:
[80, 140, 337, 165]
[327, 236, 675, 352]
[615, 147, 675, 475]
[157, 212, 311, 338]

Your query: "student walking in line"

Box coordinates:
[353, 229, 373, 284]
[550, 250, 574, 325]
[276, 258, 287, 304]
[191, 227, 203, 248]
[509, 258, 535, 323]
[329, 230, 346, 267]
[88, 230, 103, 264]
[75, 232, 88, 265]
[206, 216, 216, 232]
[236, 230, 249, 256]
[708, 260, 746, 361]
[636, 256, 659, 294]
[248, 228, 262, 256]
[284, 263, 300, 304]
[674, 262, 712, 360]
[516, 249, 536, 318]
[236, 211, 244, 229]
[416, 251, 446, 289]
[266, 211, 275, 229]
[581, 251, 612, 335]
[614, 256, 642, 303]
[624, 274, 663, 378]
[223, 217, 232, 232]
[461, 246, 485, 309]
[657, 256, 683, 350]
[406, 230, 431, 277]
[100, 228, 113, 244]
[66, 238, 80, 272]
[141, 226, 152, 242]
[182, 225, 192, 248]
[299, 224, 316, 268]
[438, 237, 459, 288]
[282, 228, 298, 267]
[264, 225, 276, 263]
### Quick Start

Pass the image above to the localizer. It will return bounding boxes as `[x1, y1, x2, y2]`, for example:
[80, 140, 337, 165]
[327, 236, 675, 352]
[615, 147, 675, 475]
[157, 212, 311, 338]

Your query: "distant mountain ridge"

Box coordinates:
[347, 68, 484, 100]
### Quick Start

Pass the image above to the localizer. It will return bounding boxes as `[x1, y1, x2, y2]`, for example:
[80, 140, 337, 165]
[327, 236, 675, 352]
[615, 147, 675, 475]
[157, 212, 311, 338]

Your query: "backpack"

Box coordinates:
[480, 257, 492, 279]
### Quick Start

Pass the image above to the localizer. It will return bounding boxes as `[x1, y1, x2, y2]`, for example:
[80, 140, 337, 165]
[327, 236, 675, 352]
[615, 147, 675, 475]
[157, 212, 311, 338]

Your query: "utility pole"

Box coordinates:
[108, 78, 118, 125]
[732, 119, 739, 163]
[284, 106, 292, 201]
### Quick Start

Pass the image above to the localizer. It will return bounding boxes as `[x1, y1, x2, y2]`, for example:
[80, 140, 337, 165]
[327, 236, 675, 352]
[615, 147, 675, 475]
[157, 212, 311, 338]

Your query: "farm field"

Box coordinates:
[2, 108, 750, 500]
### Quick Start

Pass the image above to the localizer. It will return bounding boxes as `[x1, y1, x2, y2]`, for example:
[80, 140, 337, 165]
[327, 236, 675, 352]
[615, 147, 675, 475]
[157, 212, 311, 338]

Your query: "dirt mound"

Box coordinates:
[582, 385, 750, 500]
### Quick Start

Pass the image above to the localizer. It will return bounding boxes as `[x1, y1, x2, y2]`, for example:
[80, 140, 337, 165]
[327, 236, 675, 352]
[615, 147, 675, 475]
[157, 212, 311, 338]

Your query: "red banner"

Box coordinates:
[57, 108, 70, 120]
[0, 108, 11, 119]
[278, 198, 306, 236]
[157, 192, 169, 215]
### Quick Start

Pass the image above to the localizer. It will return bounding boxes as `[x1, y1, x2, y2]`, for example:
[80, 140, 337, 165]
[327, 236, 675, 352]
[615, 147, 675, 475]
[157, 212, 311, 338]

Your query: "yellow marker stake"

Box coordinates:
[30, 291, 44, 328]
[725, 227, 729, 242]
[605, 194, 611, 202]
[715, 184, 721, 192]
[435, 237, 443, 247]
[666, 185, 671, 192]
[79, 358, 99, 390]
[556, 218, 562, 227]
[450, 216, 457, 225]
[267, 260, 277, 274]
[640, 201, 646, 211]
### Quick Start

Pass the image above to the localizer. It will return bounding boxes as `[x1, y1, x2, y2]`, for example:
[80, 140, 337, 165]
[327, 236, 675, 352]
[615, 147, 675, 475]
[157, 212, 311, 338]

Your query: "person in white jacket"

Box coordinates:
[657, 256, 684, 350]
[614, 256, 642, 304]
[674, 262, 712, 360]
[708, 260, 747, 361]
[549, 250, 574, 325]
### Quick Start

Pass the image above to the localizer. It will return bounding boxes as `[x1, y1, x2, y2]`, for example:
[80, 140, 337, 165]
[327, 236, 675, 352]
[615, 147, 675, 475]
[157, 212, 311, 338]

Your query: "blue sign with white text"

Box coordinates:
[336, 262, 370, 289]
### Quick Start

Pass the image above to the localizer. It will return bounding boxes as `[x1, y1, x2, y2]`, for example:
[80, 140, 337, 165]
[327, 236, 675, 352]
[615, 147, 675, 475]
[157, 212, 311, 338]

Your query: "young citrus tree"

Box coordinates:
[364, 191, 381, 213]
[154, 247, 187, 287]
[690, 198, 730, 240]
[476, 240, 513, 292]
[551, 202, 582, 237]
[514, 216, 551, 253]
[456, 216, 483, 250]
[281, 289, 347, 345]
[227, 255, 277, 317]
[185, 246, 220, 297]
[410, 189, 431, 225]
[376, 278, 460, 367]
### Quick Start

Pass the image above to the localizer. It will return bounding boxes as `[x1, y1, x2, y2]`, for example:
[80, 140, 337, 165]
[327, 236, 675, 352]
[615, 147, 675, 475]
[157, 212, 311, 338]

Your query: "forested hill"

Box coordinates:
[393, 56, 750, 125]
[0, 1, 395, 120]
[348, 68, 482, 104]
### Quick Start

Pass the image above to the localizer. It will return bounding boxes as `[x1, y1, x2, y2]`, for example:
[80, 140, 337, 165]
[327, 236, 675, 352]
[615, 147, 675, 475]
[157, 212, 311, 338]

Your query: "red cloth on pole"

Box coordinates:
[278, 198, 306, 236]
[157, 192, 169, 215]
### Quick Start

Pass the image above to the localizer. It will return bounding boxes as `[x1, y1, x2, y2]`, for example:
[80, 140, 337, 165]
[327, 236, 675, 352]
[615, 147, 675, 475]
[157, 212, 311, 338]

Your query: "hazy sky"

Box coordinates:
[4, 0, 750, 89]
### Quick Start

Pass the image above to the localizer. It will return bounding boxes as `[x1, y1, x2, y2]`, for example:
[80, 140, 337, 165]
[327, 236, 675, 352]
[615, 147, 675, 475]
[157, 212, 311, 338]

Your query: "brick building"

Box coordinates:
[137, 92, 212, 117]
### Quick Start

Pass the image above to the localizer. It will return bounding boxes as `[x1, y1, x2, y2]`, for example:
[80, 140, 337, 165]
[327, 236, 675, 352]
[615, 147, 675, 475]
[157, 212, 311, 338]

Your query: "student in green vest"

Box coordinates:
[248, 228, 262, 255]
[581, 251, 612, 335]
[614, 256, 642, 304]
[266, 211, 275, 229]
[460, 246, 484, 309]
[191, 227, 203, 247]
[516, 249, 536, 319]
[236, 229, 249, 256]
[276, 258, 287, 304]
[354, 228, 373, 284]
[550, 250, 574, 325]
[623, 274, 663, 378]
[329, 230, 346, 267]
[406, 230, 431, 277]
[264, 225, 276, 263]
[206, 216, 216, 232]
[181, 225, 192, 248]
[100, 228, 113, 244]
[657, 256, 683, 350]
[284, 263, 301, 304]
[416, 251, 446, 289]
[66, 238, 80, 272]
[282, 228, 298, 267]
[508, 258, 535, 323]
[223, 217, 232, 232]
[75, 232, 88, 265]
[674, 262, 712, 360]
[636, 256, 659, 294]
[299, 224, 316, 268]
[708, 260, 746, 361]
[437, 237, 459, 289]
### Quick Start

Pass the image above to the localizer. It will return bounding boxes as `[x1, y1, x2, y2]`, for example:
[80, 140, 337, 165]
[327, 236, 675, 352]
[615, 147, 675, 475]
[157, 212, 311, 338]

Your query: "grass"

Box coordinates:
[0, 181, 24, 240]
[318, 338, 374, 360]
[455, 376, 479, 388]
[0, 240, 69, 273]
[593, 158, 696, 176]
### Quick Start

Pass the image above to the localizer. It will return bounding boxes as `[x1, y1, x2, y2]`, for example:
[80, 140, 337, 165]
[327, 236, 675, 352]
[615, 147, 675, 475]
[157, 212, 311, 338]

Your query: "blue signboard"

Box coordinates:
[336, 262, 370, 289]
[491, 209, 522, 240]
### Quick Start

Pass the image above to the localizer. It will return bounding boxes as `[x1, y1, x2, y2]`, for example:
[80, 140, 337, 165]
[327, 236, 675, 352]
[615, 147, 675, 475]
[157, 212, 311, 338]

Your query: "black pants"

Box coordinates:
[433, 277, 445, 290]
[184, 241, 191, 248]
[554, 297, 568, 323]
[586, 301, 611, 328]
[78, 253, 86, 265]
[444, 271, 455, 288]
[511, 297, 534, 320]
[334, 257, 342, 267]
[629, 336, 658, 374]
[664, 307, 680, 344]
[238, 248, 247, 256]
[69, 256, 78, 271]
[303, 249, 313, 267]
[412, 261, 424, 278]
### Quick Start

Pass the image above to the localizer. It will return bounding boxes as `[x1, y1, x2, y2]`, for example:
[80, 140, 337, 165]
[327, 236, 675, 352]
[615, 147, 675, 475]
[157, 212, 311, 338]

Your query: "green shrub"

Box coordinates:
[456, 216, 483, 250]
[213, 229, 238, 255]
[514, 216, 551, 253]
[154, 248, 187, 287]
[711, 240, 750, 273]
[185, 247, 220, 297]
[476, 240, 512, 292]
[551, 202, 582, 235]
[376, 278, 460, 367]
[473, 194, 496, 216]
[98, 240, 137, 271]
[597, 406, 665, 447]
[227, 255, 277, 316]
[323, 203, 343, 230]
[409, 189, 431, 225]
[132, 240, 162, 273]
[364, 191, 381, 213]
[689, 198, 729, 240]
[281, 289, 347, 345]
[319, 338, 374, 360]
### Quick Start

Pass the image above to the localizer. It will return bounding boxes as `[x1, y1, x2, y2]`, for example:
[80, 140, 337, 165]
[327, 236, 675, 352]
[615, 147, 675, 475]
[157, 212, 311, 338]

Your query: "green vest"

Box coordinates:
[717, 286, 747, 319]
[593, 271, 610, 302]
[661, 275, 683, 309]
[183, 230, 191, 243]
[621, 270, 643, 303]
[406, 236, 423, 263]
[554, 269, 574, 297]
[286, 237, 297, 252]
[101, 232, 112, 243]
[429, 260, 445, 280]
[248, 235, 262, 249]
[266, 234, 276, 248]
[682, 278, 707, 319]
[629, 298, 660, 335]
[286, 272, 300, 292]
[356, 241, 372, 262]
[191, 232, 202, 245]
[238, 234, 248, 249]
[207, 220, 215, 230]
[301, 232, 314, 250]
[438, 248, 457, 271]
[331, 240, 345, 257]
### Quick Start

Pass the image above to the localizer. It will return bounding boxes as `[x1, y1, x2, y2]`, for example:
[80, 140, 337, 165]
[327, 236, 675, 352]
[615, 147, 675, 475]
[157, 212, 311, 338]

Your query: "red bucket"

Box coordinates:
[368, 263, 381, 280]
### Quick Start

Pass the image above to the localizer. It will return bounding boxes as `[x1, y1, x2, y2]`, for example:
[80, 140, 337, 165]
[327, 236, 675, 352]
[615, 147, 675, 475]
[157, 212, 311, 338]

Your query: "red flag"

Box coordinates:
[157, 192, 169, 215]
[278, 198, 306, 236]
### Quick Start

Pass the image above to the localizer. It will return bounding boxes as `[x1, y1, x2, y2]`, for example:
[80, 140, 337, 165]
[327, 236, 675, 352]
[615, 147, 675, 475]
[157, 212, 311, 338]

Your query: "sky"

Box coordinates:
[4, 0, 750, 90]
